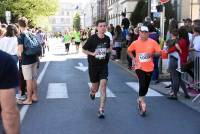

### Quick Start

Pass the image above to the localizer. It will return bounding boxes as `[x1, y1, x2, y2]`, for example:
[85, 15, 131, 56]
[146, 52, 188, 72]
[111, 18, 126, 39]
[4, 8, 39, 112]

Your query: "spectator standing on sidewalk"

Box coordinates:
[113, 25, 124, 61]
[0, 27, 6, 39]
[167, 27, 191, 100]
[0, 50, 20, 134]
[0, 24, 19, 63]
[121, 12, 130, 39]
[36, 28, 46, 57]
[17, 17, 38, 105]
[82, 20, 111, 118]
[109, 24, 115, 36]
[127, 26, 161, 116]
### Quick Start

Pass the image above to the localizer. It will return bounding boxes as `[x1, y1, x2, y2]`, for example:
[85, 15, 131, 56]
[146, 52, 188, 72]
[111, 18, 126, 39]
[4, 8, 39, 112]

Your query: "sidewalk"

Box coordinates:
[112, 58, 200, 113]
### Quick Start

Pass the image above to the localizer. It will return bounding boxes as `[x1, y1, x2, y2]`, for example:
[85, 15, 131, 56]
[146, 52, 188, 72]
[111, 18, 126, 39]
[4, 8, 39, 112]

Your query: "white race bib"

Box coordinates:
[95, 48, 107, 59]
[138, 53, 151, 62]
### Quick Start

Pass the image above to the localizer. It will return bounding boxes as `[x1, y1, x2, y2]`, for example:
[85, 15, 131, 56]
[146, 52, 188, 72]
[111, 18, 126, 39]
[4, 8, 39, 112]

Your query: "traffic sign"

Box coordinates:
[160, 0, 170, 4]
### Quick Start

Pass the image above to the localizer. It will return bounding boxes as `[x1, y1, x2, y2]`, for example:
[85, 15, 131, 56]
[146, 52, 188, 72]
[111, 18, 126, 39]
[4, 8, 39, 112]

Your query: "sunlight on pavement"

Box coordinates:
[40, 38, 87, 62]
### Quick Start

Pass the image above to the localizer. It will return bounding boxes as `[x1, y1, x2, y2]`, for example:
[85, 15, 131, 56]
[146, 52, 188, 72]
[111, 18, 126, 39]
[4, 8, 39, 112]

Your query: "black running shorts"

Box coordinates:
[75, 41, 80, 45]
[89, 65, 108, 83]
[65, 43, 70, 49]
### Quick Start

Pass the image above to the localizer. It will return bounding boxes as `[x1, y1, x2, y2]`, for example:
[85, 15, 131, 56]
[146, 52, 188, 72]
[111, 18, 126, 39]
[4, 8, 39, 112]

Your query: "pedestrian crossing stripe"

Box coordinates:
[162, 82, 171, 86]
[126, 82, 163, 97]
[46, 83, 69, 99]
[88, 83, 116, 97]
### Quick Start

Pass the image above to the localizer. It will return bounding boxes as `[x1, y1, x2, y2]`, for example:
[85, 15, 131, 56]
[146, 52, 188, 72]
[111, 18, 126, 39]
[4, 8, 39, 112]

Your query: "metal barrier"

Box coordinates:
[181, 52, 200, 102]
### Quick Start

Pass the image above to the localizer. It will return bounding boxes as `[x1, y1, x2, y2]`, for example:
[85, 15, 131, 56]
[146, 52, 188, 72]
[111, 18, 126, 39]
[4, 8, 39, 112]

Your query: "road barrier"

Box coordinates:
[181, 52, 200, 102]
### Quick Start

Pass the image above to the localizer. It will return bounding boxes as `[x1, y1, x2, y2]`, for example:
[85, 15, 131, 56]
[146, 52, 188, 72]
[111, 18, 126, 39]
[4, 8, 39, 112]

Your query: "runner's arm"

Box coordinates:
[82, 49, 96, 56]
[127, 42, 135, 60]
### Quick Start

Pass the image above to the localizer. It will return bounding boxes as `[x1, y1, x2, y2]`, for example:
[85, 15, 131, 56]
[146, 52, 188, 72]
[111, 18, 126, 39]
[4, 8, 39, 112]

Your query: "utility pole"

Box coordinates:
[160, 4, 165, 39]
[91, 3, 94, 26]
[148, 0, 151, 17]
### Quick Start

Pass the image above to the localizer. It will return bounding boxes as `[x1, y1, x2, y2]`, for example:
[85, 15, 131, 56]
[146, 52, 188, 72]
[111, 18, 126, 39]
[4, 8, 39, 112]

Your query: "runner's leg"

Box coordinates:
[99, 79, 107, 111]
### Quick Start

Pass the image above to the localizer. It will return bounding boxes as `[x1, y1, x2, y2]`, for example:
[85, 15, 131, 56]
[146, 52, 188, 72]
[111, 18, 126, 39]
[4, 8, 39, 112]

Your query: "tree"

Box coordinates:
[0, 0, 58, 26]
[130, 0, 148, 27]
[73, 12, 81, 31]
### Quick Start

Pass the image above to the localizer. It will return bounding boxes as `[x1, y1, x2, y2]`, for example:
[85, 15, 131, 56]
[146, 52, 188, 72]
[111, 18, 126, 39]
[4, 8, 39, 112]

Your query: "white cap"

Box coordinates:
[140, 26, 149, 32]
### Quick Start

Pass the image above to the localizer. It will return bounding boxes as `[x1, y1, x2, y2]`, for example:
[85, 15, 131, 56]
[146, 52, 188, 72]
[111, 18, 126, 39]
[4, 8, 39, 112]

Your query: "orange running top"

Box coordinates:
[128, 38, 161, 72]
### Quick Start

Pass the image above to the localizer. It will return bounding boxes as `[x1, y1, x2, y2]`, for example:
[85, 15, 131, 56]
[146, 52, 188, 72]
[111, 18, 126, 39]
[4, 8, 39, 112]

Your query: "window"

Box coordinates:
[61, 18, 65, 23]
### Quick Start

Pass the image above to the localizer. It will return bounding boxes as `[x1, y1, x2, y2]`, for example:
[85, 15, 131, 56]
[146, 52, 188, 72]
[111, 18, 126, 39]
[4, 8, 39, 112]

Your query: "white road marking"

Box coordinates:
[88, 83, 116, 97]
[126, 82, 163, 97]
[20, 61, 50, 123]
[46, 83, 68, 99]
[20, 105, 29, 123]
[37, 62, 50, 84]
[162, 81, 171, 86]
[75, 62, 88, 72]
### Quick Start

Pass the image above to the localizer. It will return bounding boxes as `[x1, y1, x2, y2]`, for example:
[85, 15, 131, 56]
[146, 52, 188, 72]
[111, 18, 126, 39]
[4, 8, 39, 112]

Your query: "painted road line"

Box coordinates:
[126, 82, 163, 97]
[20, 105, 29, 123]
[162, 81, 171, 86]
[37, 62, 50, 84]
[88, 83, 116, 97]
[46, 83, 69, 99]
[20, 61, 50, 123]
[75, 62, 88, 72]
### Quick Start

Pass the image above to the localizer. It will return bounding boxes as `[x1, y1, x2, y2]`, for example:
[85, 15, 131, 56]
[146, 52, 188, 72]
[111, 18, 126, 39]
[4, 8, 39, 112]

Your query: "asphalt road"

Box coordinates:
[20, 51, 200, 134]
[1, 40, 199, 134]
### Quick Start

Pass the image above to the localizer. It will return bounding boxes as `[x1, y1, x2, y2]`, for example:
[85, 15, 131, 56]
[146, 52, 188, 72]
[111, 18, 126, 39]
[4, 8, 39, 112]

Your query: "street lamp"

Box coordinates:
[97, 0, 101, 19]
[91, 3, 94, 26]
[83, 12, 86, 28]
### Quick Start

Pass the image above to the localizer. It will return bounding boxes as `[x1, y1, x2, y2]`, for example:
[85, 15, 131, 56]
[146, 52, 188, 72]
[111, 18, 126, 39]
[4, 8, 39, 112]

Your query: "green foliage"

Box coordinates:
[130, 0, 148, 27]
[0, 0, 58, 26]
[35, 16, 52, 32]
[73, 12, 81, 31]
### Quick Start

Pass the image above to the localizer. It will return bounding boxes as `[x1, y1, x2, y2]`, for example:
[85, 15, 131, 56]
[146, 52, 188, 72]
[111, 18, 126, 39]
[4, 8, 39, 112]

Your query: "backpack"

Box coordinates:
[23, 33, 42, 56]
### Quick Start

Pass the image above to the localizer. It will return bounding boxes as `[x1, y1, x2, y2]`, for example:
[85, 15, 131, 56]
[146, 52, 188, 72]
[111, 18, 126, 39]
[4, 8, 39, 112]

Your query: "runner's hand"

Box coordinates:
[131, 59, 135, 70]
[91, 52, 96, 57]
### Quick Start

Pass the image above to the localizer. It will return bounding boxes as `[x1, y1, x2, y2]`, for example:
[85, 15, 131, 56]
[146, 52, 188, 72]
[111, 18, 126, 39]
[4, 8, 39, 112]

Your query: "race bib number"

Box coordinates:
[95, 48, 107, 59]
[138, 53, 151, 62]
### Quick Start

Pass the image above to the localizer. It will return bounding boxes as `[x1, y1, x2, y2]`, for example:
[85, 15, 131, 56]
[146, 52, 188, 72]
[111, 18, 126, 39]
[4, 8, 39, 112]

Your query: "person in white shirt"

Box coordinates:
[0, 24, 18, 63]
[191, 27, 200, 53]
[105, 26, 113, 45]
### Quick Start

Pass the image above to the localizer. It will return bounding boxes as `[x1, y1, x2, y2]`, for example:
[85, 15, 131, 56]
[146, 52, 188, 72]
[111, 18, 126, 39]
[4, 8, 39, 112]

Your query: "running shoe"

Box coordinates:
[89, 93, 95, 100]
[137, 99, 146, 117]
[98, 110, 105, 119]
[165, 84, 171, 88]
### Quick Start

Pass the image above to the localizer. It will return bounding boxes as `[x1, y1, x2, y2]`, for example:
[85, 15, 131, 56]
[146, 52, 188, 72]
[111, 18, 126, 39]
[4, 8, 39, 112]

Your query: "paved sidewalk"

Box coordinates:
[112, 59, 200, 113]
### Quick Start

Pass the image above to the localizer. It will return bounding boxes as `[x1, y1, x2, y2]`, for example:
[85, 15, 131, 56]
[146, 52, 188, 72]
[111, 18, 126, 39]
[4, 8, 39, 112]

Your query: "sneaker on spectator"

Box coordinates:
[176, 68, 184, 73]
[16, 94, 27, 101]
[165, 84, 171, 88]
